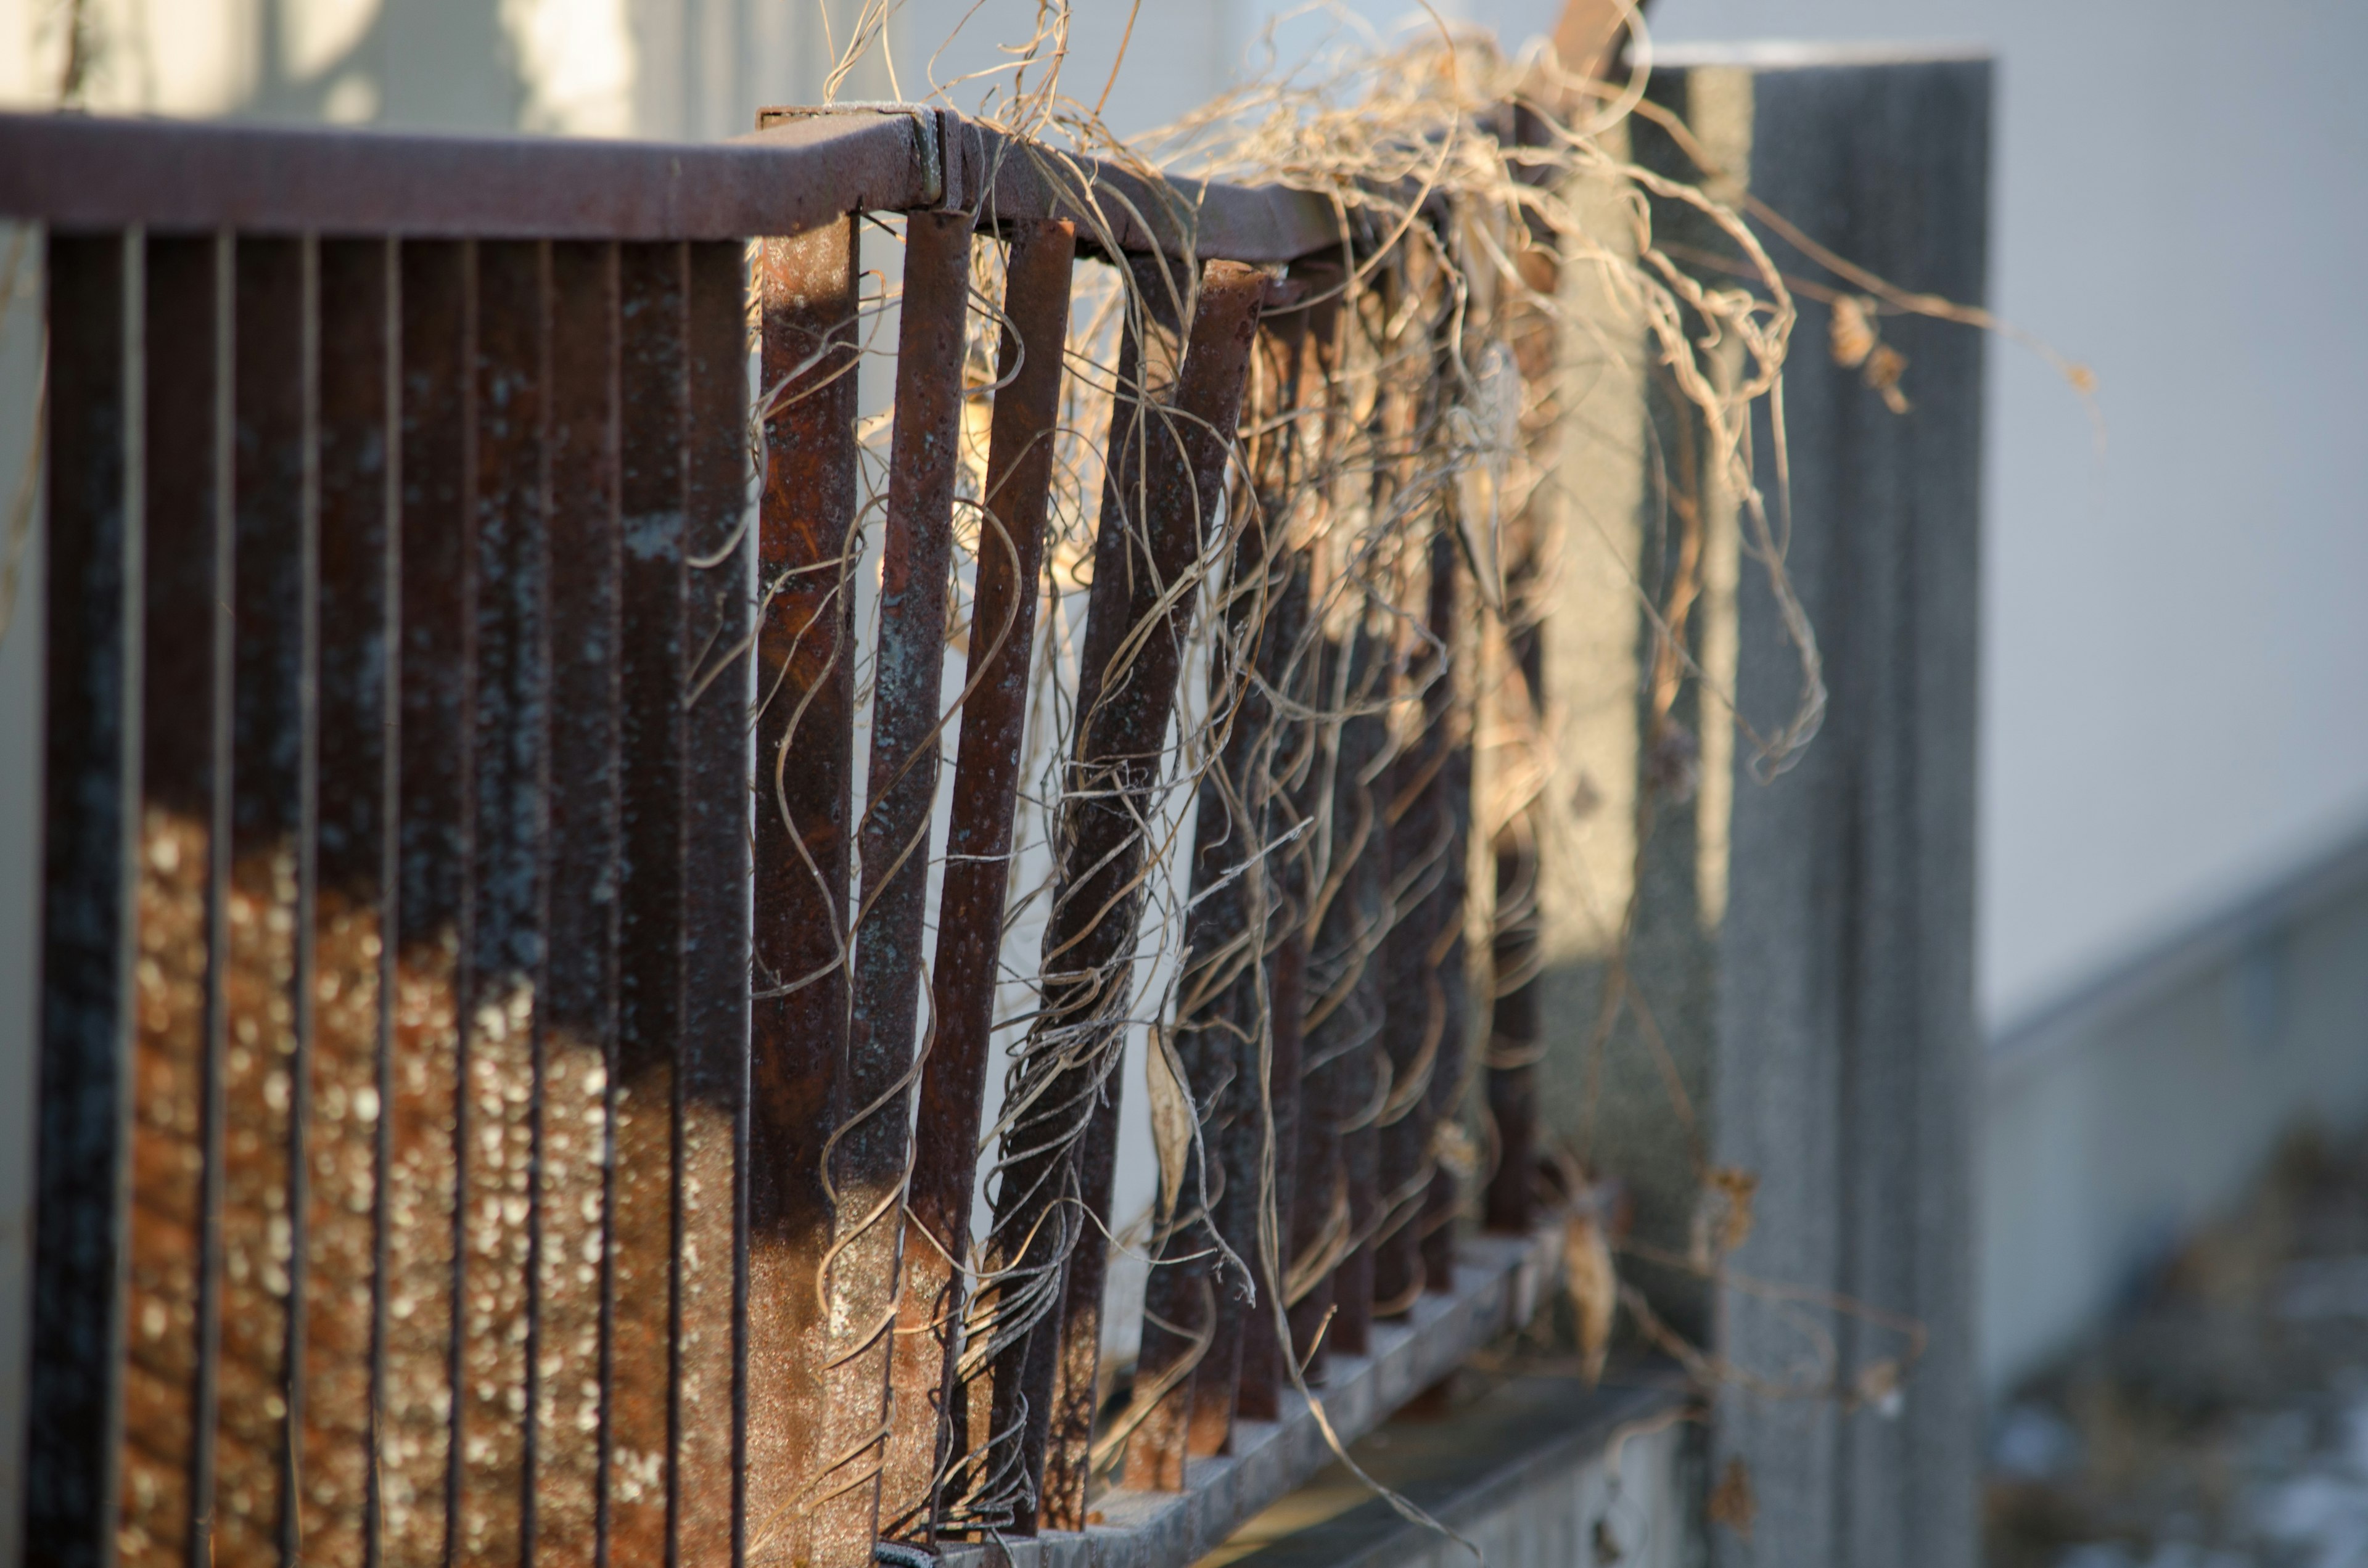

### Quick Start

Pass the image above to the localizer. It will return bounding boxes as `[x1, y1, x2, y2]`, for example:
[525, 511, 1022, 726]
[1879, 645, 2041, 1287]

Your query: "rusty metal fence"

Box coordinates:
[5, 103, 1554, 1568]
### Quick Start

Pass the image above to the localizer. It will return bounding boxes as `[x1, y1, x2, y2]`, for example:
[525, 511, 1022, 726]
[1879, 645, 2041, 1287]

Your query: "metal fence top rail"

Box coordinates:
[0, 104, 1352, 261]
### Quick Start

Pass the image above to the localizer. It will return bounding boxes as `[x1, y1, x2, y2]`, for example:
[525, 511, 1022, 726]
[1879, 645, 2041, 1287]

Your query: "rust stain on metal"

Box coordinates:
[27, 229, 135, 1568]
[1133, 296, 1317, 1478]
[535, 237, 622, 1564]
[678, 236, 752, 1568]
[118, 231, 220, 1568]
[1373, 524, 1463, 1316]
[384, 237, 470, 1566]
[886, 216, 1075, 1543]
[748, 212, 860, 1566]
[1483, 231, 1558, 1241]
[816, 207, 974, 1563]
[610, 237, 691, 1564]
[454, 236, 548, 1565]
[1314, 620, 1392, 1360]
[984, 258, 1270, 1532]
[298, 235, 397, 1568]
[212, 234, 309, 1568]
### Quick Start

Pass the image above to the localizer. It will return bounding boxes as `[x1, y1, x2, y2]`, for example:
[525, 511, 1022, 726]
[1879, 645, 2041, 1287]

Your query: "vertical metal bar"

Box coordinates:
[680, 237, 752, 1568]
[1418, 625, 1473, 1294]
[1481, 231, 1558, 1241]
[1236, 550, 1316, 1425]
[535, 238, 621, 1566]
[1319, 620, 1391, 1359]
[1278, 279, 1354, 1387]
[108, 230, 213, 1568]
[1137, 291, 1323, 1470]
[747, 213, 859, 1566]
[1215, 314, 1316, 1435]
[385, 237, 467, 1568]
[1035, 1074, 1114, 1532]
[284, 232, 323, 1568]
[27, 227, 137, 1568]
[1481, 797, 1542, 1233]
[302, 235, 397, 1568]
[886, 216, 1075, 1543]
[1130, 300, 1305, 1484]
[817, 208, 972, 1560]
[990, 260, 1268, 1533]
[609, 238, 688, 1567]
[455, 237, 548, 1565]
[1285, 638, 1341, 1384]
[968, 306, 1156, 1541]
[212, 232, 308, 1567]
[1373, 526, 1461, 1315]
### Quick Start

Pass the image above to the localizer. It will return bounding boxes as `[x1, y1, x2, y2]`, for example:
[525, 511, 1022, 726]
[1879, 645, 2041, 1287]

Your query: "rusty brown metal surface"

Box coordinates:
[1038, 1062, 1119, 1530]
[455, 236, 548, 1564]
[1373, 525, 1463, 1316]
[679, 236, 752, 1568]
[0, 109, 1355, 265]
[1249, 269, 1340, 1413]
[17, 102, 1511, 1568]
[955, 121, 1354, 264]
[1419, 652, 1474, 1294]
[1482, 236, 1558, 1241]
[27, 228, 136, 1568]
[986, 258, 1268, 1532]
[968, 303, 1157, 1537]
[1136, 297, 1327, 1469]
[609, 237, 689, 1565]
[1206, 319, 1318, 1439]
[1235, 550, 1316, 1426]
[1318, 619, 1392, 1359]
[0, 109, 939, 240]
[1129, 307, 1310, 1487]
[1482, 812, 1541, 1236]
[385, 237, 468, 1567]
[300, 235, 396, 1568]
[748, 213, 860, 1566]
[886, 216, 1075, 1544]
[110, 231, 221, 1568]
[535, 238, 622, 1565]
[963, 305, 1149, 1538]
[813, 208, 974, 1562]
[211, 234, 308, 1568]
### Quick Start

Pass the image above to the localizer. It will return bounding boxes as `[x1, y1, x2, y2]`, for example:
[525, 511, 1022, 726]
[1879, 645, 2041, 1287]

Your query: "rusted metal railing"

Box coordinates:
[6, 101, 1546, 1568]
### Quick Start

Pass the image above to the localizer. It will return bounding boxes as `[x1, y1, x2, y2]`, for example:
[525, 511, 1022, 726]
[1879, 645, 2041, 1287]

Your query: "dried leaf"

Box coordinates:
[1710, 1165, 1758, 1256]
[1708, 1456, 1756, 1540]
[1564, 1209, 1618, 1385]
[1864, 343, 1912, 414]
[1432, 1119, 1478, 1180]
[1145, 1027, 1194, 1221]
[1856, 1357, 1906, 1418]
[1829, 293, 1878, 369]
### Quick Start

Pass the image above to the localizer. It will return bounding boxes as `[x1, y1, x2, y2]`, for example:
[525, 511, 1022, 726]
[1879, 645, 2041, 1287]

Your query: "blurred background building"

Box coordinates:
[3, 0, 2366, 1553]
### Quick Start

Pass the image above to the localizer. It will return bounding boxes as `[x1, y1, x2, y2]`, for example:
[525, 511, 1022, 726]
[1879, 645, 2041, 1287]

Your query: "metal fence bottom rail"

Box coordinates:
[941, 1227, 1563, 1568]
